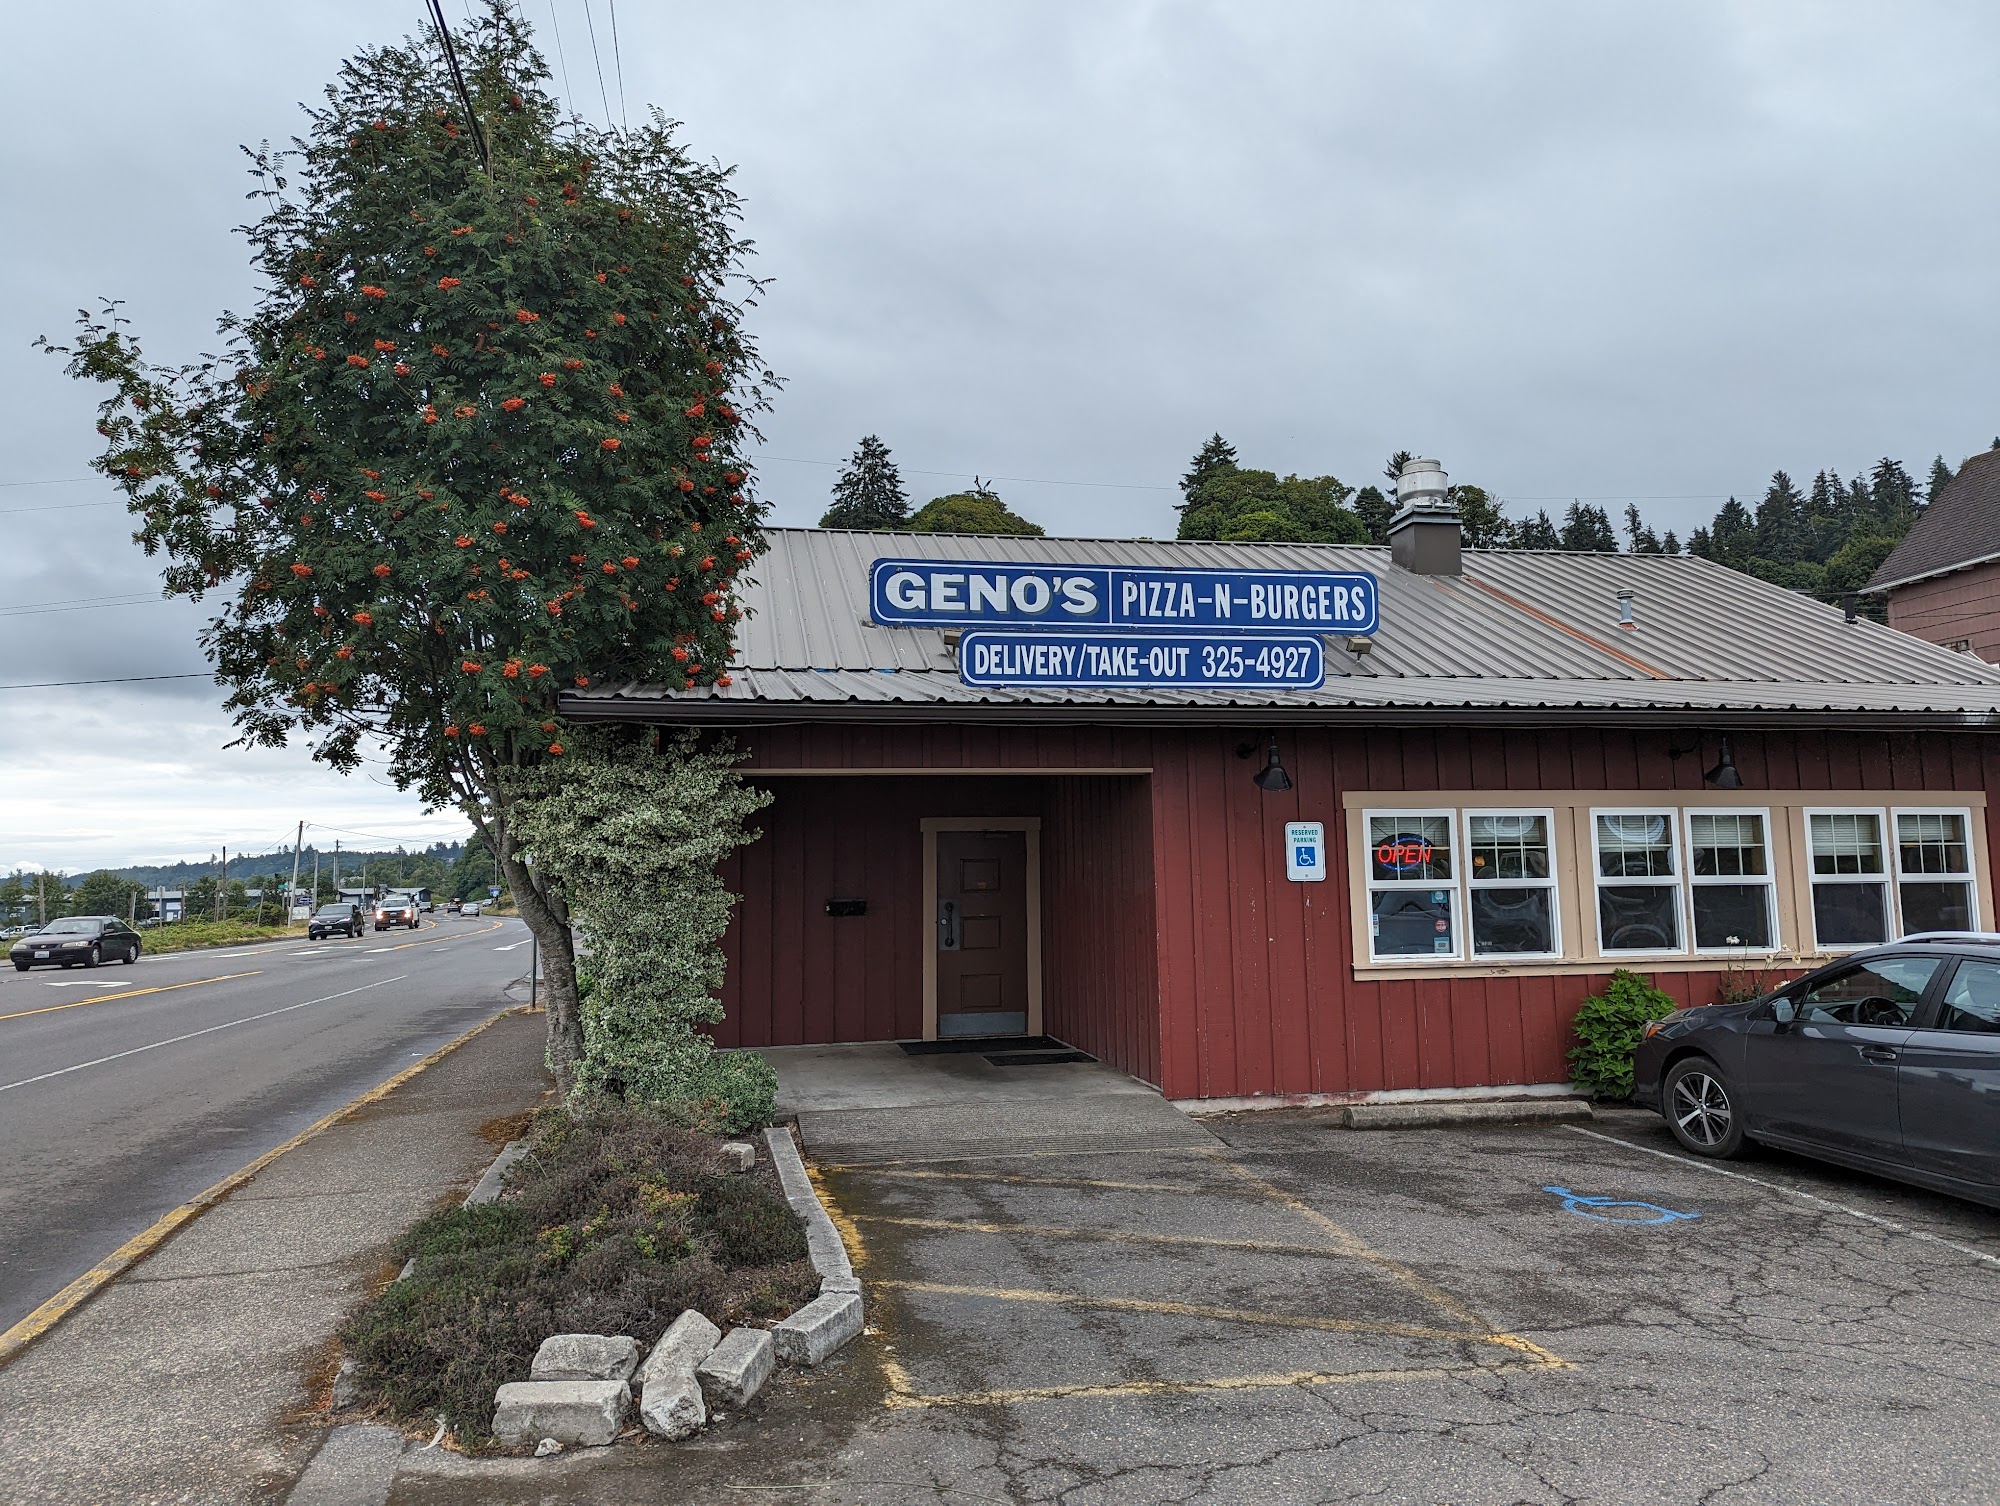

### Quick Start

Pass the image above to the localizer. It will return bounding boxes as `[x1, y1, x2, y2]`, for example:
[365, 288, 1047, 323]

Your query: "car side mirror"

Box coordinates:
[1768, 996, 1798, 1026]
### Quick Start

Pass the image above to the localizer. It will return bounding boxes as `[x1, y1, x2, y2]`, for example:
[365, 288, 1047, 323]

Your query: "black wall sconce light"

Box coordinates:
[1235, 734, 1293, 793]
[1669, 732, 1745, 788]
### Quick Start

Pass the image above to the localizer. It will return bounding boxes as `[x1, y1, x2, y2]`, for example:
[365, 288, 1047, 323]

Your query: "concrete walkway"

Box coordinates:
[769, 1042, 1216, 1164]
[0, 1008, 550, 1506]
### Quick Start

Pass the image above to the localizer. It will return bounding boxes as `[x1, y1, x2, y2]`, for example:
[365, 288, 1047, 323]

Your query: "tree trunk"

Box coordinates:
[468, 775, 586, 1087]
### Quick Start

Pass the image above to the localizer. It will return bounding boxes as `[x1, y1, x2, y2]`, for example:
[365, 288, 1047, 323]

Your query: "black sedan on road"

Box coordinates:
[1635, 935, 2000, 1208]
[9, 916, 144, 971]
[307, 903, 366, 940]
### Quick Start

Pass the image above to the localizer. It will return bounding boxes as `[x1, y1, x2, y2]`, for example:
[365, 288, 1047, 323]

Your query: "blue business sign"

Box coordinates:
[871, 558, 1378, 635]
[957, 629, 1325, 690]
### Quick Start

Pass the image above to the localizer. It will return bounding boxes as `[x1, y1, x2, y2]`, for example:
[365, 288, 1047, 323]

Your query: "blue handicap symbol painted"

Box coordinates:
[1543, 1185, 1698, 1225]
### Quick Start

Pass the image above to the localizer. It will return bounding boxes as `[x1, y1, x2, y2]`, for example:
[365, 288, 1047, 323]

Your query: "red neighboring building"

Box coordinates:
[1869, 448, 2000, 663]
[564, 474, 2000, 1109]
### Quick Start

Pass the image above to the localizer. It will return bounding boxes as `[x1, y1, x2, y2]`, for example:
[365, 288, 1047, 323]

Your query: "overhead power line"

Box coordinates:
[608, 0, 627, 130]
[0, 673, 209, 691]
[580, 0, 614, 131]
[0, 476, 95, 489]
[427, 0, 491, 172]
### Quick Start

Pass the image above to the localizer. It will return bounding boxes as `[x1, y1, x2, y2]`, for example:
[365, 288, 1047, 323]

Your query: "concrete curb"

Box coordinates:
[1343, 1098, 1594, 1131]
[763, 1125, 861, 1297]
[763, 1125, 866, 1364]
[0, 1005, 527, 1372]
[464, 1139, 529, 1206]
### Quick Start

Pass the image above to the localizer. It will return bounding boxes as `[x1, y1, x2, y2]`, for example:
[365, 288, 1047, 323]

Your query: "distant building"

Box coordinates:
[1867, 449, 2000, 662]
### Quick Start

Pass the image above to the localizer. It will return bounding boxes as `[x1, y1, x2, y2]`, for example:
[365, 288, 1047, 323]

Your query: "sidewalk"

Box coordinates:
[0, 1008, 550, 1506]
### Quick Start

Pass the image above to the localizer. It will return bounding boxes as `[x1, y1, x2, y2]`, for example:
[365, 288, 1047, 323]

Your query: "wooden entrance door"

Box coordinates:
[935, 829, 1030, 1037]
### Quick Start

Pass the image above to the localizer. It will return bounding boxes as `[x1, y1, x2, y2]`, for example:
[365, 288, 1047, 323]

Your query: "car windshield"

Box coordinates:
[43, 919, 99, 934]
[316, 905, 351, 916]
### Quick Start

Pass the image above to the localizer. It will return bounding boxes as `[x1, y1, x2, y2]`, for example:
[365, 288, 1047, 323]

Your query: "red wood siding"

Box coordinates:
[1887, 560, 2000, 664]
[708, 723, 2000, 1103]
[1042, 776, 1161, 1086]
[714, 775, 1045, 1048]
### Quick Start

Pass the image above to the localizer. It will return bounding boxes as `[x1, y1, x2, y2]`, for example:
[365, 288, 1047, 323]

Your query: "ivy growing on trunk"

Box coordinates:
[39, 5, 775, 1079]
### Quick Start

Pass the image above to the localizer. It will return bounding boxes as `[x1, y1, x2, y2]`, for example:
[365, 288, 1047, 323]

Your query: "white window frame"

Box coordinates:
[1683, 806, 1780, 957]
[1362, 807, 1462, 964]
[1802, 806, 1893, 952]
[1890, 805, 1980, 937]
[1463, 807, 1562, 960]
[1590, 807, 1687, 958]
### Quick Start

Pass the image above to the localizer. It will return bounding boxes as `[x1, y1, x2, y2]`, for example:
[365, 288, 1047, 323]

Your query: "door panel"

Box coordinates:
[936, 829, 1029, 1038]
[1738, 954, 1940, 1160]
[1899, 958, 2000, 1186]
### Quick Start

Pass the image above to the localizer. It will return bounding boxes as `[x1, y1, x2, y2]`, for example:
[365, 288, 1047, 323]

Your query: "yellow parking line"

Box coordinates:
[885, 1358, 1565, 1410]
[843, 1166, 1266, 1197]
[0, 972, 262, 1024]
[875, 1279, 1520, 1349]
[850, 1212, 1351, 1260]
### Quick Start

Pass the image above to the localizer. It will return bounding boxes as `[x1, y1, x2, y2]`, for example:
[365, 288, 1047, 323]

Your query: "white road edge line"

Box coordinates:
[1562, 1124, 2000, 1271]
[0, 976, 410, 1096]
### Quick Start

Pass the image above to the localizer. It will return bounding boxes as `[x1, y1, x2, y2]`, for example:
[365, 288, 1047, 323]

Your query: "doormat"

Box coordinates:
[899, 1035, 1068, 1056]
[985, 1050, 1098, 1067]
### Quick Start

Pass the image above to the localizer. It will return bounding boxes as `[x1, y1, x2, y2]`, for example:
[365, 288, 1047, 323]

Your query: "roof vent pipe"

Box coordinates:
[1386, 458, 1462, 576]
[1616, 589, 1635, 630]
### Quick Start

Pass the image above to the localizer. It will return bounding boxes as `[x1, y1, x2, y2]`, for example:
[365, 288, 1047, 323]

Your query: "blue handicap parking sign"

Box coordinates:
[1294, 845, 1317, 868]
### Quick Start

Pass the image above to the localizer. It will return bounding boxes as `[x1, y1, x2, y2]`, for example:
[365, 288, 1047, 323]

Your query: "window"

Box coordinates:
[1686, 810, 1775, 952]
[1365, 811, 1458, 961]
[1806, 810, 1890, 949]
[1466, 811, 1558, 957]
[1895, 810, 1976, 935]
[1790, 955, 1940, 1027]
[1938, 960, 2000, 1034]
[1594, 811, 1682, 953]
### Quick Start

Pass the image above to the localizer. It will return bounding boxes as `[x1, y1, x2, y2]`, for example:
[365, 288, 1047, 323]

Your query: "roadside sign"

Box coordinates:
[1285, 822, 1327, 882]
[872, 559, 1378, 635]
[488, 886, 500, 898]
[957, 629, 1324, 689]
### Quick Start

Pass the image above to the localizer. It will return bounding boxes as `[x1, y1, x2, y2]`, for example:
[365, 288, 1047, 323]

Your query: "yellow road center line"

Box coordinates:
[0, 1005, 524, 1371]
[0, 971, 262, 1024]
[884, 1358, 1566, 1410]
[875, 1279, 1522, 1349]
[850, 1213, 1352, 1260]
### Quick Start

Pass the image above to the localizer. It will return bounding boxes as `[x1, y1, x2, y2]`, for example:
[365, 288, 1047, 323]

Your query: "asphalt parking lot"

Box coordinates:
[392, 1087, 2000, 1506]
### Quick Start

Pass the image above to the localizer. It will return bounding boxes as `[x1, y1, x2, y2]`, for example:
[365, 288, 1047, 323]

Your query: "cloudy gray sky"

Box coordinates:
[3, 1, 1995, 874]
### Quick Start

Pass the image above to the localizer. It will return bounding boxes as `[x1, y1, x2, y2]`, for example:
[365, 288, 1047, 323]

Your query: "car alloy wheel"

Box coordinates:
[86, 945, 102, 968]
[1664, 1056, 1744, 1158]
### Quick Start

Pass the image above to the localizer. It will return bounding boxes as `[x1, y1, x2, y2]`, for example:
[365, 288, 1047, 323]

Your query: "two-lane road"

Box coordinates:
[0, 914, 537, 1331]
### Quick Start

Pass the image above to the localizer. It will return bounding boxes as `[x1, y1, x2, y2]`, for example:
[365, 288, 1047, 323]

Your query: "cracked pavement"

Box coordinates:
[389, 1106, 2000, 1505]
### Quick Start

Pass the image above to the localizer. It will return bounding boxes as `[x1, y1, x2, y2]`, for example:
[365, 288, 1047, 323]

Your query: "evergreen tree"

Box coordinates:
[1709, 498, 1756, 566]
[1754, 471, 1807, 564]
[1869, 457, 1918, 535]
[1559, 501, 1618, 552]
[1450, 484, 1510, 548]
[1352, 484, 1392, 544]
[1928, 454, 1955, 507]
[1688, 526, 1714, 558]
[1510, 509, 1561, 549]
[1623, 503, 1663, 554]
[819, 434, 909, 529]
[1661, 530, 1680, 555]
[1179, 434, 1239, 510]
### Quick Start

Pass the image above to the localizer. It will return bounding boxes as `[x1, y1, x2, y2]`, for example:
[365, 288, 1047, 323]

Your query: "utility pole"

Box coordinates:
[288, 820, 304, 928]
[37, 872, 45, 927]
[217, 845, 228, 922]
[312, 850, 320, 906]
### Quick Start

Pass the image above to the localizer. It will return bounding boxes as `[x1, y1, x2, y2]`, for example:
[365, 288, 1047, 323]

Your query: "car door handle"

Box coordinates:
[1859, 1044, 1899, 1064]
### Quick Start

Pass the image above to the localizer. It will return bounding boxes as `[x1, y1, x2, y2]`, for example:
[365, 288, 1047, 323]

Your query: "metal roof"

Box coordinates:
[564, 527, 2000, 727]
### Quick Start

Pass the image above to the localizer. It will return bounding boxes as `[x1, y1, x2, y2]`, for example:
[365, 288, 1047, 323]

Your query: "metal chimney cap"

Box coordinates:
[1395, 458, 1449, 508]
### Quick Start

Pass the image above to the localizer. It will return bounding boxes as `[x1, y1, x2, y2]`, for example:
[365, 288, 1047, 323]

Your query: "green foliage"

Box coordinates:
[1179, 433, 1239, 507]
[342, 1101, 812, 1447]
[141, 919, 296, 954]
[1567, 969, 1679, 1101]
[819, 434, 909, 529]
[905, 489, 1044, 535]
[73, 870, 146, 920]
[1558, 501, 1619, 552]
[1353, 485, 1391, 544]
[40, 5, 772, 811]
[509, 729, 775, 1128]
[1178, 468, 1365, 544]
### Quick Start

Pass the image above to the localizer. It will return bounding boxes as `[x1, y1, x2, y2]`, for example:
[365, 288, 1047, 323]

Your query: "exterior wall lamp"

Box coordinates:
[1668, 732, 1745, 788]
[1235, 735, 1293, 793]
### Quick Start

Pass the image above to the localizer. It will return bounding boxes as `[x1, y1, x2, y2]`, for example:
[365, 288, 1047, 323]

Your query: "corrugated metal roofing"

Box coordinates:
[566, 527, 2000, 723]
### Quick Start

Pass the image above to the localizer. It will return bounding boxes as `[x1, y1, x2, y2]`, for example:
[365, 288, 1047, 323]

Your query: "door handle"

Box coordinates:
[937, 899, 959, 951]
[1859, 1044, 1899, 1064]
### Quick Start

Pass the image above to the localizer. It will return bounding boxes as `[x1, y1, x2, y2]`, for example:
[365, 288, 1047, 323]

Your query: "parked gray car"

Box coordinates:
[1634, 934, 2000, 1208]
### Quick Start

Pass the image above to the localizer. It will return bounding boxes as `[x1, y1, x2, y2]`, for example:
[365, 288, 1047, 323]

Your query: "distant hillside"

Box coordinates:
[101, 842, 464, 889]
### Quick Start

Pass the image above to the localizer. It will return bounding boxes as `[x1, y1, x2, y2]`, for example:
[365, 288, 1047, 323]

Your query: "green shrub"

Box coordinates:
[1567, 969, 1679, 1100]
[341, 1103, 816, 1448]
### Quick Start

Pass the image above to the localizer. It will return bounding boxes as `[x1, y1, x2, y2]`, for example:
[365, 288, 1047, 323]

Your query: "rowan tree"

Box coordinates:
[41, 7, 775, 1078]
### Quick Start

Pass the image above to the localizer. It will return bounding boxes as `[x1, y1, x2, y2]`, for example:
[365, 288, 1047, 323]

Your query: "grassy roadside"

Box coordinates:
[141, 919, 299, 954]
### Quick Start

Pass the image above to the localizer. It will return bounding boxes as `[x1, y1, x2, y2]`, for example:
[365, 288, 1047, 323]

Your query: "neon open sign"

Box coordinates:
[1375, 835, 1436, 871]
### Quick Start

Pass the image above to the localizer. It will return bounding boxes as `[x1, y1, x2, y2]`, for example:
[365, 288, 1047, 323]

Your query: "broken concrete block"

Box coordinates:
[719, 1141, 757, 1172]
[773, 1291, 863, 1367]
[529, 1333, 640, 1383]
[696, 1328, 774, 1409]
[639, 1372, 707, 1440]
[491, 1379, 629, 1447]
[638, 1309, 722, 1386]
